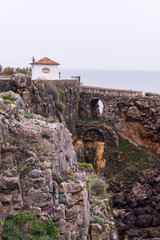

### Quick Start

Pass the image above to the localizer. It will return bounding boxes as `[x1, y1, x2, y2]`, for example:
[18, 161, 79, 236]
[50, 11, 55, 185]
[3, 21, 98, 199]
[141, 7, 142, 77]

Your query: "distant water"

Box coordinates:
[60, 69, 160, 94]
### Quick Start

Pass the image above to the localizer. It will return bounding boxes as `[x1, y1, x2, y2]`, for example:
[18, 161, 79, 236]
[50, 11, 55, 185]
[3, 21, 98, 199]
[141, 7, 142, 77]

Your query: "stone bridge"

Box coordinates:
[79, 85, 142, 123]
[80, 85, 142, 97]
[76, 123, 119, 147]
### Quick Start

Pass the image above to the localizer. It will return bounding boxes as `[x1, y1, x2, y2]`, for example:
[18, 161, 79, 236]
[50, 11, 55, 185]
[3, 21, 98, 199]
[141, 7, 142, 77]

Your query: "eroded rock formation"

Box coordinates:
[110, 170, 160, 239]
[0, 90, 118, 240]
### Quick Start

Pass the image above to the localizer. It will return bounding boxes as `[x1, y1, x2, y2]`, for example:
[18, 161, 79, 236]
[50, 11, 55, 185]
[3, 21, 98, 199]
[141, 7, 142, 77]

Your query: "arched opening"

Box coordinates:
[98, 100, 103, 115]
[90, 99, 104, 119]
[83, 129, 105, 142]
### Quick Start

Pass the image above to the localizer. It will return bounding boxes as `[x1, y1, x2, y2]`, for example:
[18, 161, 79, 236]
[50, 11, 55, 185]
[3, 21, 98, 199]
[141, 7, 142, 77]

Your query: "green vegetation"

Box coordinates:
[88, 174, 109, 199]
[145, 92, 160, 97]
[1, 212, 60, 240]
[36, 147, 48, 157]
[77, 119, 114, 127]
[0, 105, 4, 110]
[3, 99, 15, 104]
[90, 216, 105, 225]
[78, 162, 94, 171]
[57, 87, 66, 104]
[41, 131, 51, 139]
[55, 102, 65, 113]
[1, 67, 15, 76]
[59, 194, 66, 204]
[104, 137, 160, 183]
[119, 94, 130, 101]
[0, 94, 16, 101]
[24, 112, 36, 119]
[8, 137, 17, 145]
[4, 170, 13, 177]
[52, 171, 64, 183]
[0, 94, 16, 105]
[89, 198, 105, 208]
[44, 82, 58, 101]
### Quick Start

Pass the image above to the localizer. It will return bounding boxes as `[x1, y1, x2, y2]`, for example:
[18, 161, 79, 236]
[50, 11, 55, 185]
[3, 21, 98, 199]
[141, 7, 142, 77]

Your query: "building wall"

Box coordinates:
[32, 64, 59, 80]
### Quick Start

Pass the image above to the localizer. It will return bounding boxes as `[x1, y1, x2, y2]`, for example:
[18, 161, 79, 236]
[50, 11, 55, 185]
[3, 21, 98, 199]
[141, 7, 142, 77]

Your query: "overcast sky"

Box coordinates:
[1, 0, 160, 70]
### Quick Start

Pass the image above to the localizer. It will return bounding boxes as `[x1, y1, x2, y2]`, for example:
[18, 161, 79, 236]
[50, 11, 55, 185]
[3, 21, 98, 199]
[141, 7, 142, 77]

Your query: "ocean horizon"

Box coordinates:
[60, 69, 160, 94]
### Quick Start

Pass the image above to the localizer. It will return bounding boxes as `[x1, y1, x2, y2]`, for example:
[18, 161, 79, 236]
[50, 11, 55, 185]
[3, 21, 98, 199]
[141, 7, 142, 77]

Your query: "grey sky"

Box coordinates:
[1, 0, 160, 70]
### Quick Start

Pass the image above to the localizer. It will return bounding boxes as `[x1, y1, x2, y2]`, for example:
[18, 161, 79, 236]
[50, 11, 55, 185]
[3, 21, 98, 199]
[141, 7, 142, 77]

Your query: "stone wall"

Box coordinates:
[80, 85, 142, 97]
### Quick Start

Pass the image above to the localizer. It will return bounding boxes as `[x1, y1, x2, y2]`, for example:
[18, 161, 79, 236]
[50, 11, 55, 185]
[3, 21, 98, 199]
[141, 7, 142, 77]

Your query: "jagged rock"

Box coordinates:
[0, 91, 118, 239]
[12, 73, 31, 88]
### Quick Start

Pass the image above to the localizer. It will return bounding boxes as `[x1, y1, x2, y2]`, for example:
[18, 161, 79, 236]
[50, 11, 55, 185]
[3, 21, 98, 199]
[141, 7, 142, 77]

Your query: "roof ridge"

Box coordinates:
[30, 57, 60, 65]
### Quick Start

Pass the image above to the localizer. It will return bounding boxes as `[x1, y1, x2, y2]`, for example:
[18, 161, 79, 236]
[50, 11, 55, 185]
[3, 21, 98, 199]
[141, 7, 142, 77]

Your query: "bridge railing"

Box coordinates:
[80, 85, 142, 97]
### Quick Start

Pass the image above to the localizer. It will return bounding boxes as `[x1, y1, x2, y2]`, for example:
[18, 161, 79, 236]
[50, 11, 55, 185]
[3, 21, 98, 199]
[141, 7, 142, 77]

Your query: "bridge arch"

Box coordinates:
[76, 123, 119, 147]
[90, 98, 104, 119]
[83, 129, 105, 142]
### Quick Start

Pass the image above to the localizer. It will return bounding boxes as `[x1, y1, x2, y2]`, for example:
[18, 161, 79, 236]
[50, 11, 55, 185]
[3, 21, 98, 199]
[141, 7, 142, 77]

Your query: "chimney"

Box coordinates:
[32, 56, 35, 63]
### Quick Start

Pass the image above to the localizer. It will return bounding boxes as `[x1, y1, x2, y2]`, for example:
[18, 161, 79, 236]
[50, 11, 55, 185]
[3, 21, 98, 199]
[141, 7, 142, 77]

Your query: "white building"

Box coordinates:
[30, 57, 60, 80]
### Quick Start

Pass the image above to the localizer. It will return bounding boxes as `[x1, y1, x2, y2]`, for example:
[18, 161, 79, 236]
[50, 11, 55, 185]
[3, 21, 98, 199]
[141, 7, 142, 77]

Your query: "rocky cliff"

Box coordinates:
[0, 90, 118, 240]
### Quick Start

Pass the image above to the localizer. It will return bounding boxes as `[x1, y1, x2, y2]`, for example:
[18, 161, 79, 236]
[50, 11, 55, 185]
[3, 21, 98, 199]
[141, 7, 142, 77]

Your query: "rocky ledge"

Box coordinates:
[110, 170, 160, 239]
[0, 91, 118, 240]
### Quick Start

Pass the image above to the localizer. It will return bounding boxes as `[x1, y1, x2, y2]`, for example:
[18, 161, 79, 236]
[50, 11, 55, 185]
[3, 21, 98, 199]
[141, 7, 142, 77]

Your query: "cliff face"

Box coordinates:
[0, 90, 118, 240]
[116, 97, 160, 154]
[0, 75, 80, 134]
[110, 170, 160, 239]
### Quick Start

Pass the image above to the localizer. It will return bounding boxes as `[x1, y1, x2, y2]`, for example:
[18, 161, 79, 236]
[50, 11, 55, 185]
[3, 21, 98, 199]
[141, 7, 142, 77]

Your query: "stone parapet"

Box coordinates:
[80, 85, 142, 97]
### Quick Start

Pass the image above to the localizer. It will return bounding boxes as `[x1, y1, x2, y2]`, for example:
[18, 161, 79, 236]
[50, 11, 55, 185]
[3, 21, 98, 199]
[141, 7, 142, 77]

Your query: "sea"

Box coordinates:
[60, 69, 160, 94]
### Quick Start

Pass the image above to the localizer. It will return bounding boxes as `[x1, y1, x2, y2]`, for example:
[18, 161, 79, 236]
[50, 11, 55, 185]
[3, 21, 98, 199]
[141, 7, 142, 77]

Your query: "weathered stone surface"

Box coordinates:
[0, 91, 118, 239]
[12, 73, 31, 88]
[111, 169, 160, 239]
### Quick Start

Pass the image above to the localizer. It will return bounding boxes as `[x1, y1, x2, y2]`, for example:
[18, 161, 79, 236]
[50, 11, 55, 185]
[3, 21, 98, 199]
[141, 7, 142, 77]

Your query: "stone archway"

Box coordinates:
[83, 129, 105, 142]
[90, 98, 104, 119]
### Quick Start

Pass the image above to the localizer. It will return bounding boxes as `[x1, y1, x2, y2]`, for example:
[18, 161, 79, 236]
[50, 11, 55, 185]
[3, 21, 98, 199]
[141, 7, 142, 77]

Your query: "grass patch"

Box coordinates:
[44, 82, 58, 101]
[90, 216, 105, 225]
[0, 94, 16, 101]
[78, 162, 94, 171]
[24, 112, 36, 119]
[55, 102, 65, 113]
[41, 131, 51, 139]
[77, 119, 114, 127]
[88, 174, 109, 199]
[104, 137, 160, 183]
[57, 87, 66, 104]
[3, 99, 15, 105]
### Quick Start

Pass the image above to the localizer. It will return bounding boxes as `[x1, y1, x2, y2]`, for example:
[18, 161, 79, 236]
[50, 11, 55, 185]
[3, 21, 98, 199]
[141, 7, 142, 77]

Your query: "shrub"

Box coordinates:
[1, 212, 60, 240]
[1, 94, 16, 101]
[24, 112, 36, 119]
[57, 87, 66, 104]
[145, 92, 160, 97]
[52, 171, 64, 183]
[119, 95, 129, 101]
[90, 216, 105, 225]
[4, 170, 13, 177]
[94, 199, 105, 208]
[41, 131, 51, 139]
[2, 67, 15, 76]
[88, 175, 109, 199]
[36, 146, 48, 157]
[0, 65, 2, 75]
[3, 99, 15, 105]
[55, 102, 65, 113]
[8, 137, 17, 145]
[44, 82, 58, 101]
[59, 194, 66, 204]
[78, 162, 94, 171]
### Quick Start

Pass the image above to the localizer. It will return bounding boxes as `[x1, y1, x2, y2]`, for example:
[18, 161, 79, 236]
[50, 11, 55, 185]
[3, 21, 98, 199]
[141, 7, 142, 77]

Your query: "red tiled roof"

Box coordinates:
[30, 57, 60, 65]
